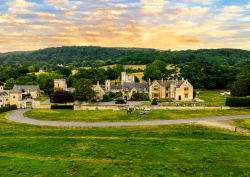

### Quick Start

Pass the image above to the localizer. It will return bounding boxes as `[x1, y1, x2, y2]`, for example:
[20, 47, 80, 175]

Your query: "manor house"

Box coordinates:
[53, 72, 193, 101]
[94, 72, 193, 101]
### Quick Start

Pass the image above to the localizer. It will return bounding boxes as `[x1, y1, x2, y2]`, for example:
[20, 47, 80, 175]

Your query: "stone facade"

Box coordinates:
[93, 72, 193, 101]
[54, 79, 75, 92]
[0, 85, 42, 108]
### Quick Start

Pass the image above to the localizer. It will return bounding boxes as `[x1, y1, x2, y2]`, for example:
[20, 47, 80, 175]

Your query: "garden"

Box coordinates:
[1, 111, 250, 176]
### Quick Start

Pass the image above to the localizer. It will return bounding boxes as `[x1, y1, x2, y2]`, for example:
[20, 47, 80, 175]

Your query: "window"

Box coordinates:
[13, 96, 15, 99]
[126, 88, 128, 91]
[184, 88, 189, 91]
[6, 98, 8, 101]
[96, 96, 100, 100]
[138, 88, 141, 91]
[96, 92, 101, 95]
[133, 91, 136, 94]
[153, 93, 159, 98]
[154, 87, 159, 91]
[0, 100, 2, 102]
[166, 93, 169, 97]
[144, 88, 146, 91]
[185, 94, 188, 98]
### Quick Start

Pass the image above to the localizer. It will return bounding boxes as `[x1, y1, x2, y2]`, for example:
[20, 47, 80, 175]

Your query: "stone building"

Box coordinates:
[54, 79, 75, 92]
[0, 85, 42, 108]
[93, 72, 193, 101]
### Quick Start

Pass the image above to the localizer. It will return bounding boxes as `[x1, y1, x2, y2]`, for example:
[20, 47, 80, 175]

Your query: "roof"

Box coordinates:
[155, 80, 185, 88]
[122, 82, 149, 92]
[110, 84, 122, 90]
[10, 85, 39, 93]
[0, 92, 8, 96]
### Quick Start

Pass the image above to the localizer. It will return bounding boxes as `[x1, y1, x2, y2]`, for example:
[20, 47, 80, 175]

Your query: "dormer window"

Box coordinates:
[144, 88, 146, 91]
[126, 88, 128, 91]
[154, 87, 159, 91]
[138, 88, 141, 91]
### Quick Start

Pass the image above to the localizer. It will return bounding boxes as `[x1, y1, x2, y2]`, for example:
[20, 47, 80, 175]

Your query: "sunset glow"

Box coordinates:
[0, 0, 250, 52]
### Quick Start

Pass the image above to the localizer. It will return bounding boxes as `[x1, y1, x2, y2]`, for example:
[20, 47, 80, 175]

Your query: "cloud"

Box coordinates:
[35, 12, 56, 19]
[205, 30, 238, 37]
[0, 14, 16, 23]
[183, 0, 217, 5]
[246, 2, 250, 8]
[216, 13, 244, 21]
[6, 0, 34, 8]
[28, 25, 55, 31]
[140, 0, 169, 5]
[141, 5, 164, 13]
[44, 0, 68, 6]
[179, 21, 197, 26]
[238, 16, 250, 21]
[221, 6, 244, 12]
[178, 6, 210, 16]
[49, 20, 73, 26]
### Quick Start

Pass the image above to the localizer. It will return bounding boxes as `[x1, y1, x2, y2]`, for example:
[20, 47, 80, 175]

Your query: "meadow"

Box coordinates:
[23, 109, 250, 122]
[1, 111, 250, 176]
[197, 92, 226, 106]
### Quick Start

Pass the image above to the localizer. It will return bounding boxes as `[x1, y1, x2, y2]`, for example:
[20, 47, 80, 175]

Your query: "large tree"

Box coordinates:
[73, 78, 96, 102]
[37, 73, 63, 94]
[49, 89, 74, 104]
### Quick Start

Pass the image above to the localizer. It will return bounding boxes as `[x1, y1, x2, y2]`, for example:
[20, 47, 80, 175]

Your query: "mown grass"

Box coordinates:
[232, 118, 250, 129]
[88, 103, 100, 106]
[23, 109, 250, 122]
[1, 111, 250, 176]
[197, 92, 226, 106]
[34, 97, 49, 102]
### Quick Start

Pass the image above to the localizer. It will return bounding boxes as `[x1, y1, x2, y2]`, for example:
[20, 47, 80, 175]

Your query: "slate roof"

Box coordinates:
[122, 82, 149, 92]
[0, 92, 8, 96]
[110, 84, 122, 90]
[10, 85, 39, 93]
[155, 80, 185, 88]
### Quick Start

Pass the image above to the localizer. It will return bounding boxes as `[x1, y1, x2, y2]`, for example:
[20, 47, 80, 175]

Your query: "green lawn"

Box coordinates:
[34, 97, 49, 102]
[1, 111, 250, 176]
[88, 103, 100, 106]
[197, 92, 226, 106]
[232, 118, 250, 129]
[23, 109, 250, 122]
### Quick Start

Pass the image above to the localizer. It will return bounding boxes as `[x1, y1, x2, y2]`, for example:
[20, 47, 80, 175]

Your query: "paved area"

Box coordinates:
[5, 109, 250, 128]
[99, 101, 142, 106]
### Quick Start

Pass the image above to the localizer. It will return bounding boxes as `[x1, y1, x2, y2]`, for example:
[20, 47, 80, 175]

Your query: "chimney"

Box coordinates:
[148, 78, 151, 85]
[161, 78, 163, 83]
[176, 78, 178, 81]
[182, 77, 184, 81]
[97, 81, 99, 85]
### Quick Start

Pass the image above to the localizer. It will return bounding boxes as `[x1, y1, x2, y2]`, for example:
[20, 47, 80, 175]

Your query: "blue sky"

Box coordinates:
[0, 0, 250, 52]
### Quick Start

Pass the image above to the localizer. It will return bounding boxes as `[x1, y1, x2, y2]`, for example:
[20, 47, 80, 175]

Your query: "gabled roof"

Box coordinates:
[10, 85, 39, 93]
[122, 82, 149, 92]
[0, 92, 8, 96]
[155, 80, 185, 88]
[110, 84, 122, 90]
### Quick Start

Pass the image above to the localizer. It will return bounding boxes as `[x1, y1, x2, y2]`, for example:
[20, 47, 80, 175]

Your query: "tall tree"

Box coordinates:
[73, 78, 96, 102]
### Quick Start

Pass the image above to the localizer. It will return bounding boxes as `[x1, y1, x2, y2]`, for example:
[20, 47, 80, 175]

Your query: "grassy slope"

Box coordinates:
[1, 111, 250, 176]
[197, 92, 226, 106]
[232, 119, 250, 129]
[23, 109, 250, 122]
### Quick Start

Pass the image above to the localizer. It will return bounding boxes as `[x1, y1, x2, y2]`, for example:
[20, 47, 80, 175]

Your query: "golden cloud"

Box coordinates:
[6, 0, 34, 9]
[35, 12, 56, 19]
[28, 25, 55, 31]
[44, 0, 68, 6]
[0, 14, 16, 23]
[221, 6, 244, 12]
[140, 0, 169, 5]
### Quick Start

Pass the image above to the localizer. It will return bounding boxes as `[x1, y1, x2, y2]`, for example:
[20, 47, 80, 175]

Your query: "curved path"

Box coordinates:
[5, 109, 250, 128]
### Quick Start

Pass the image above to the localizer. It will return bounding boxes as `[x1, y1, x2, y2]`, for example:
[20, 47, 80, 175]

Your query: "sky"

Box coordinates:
[0, 0, 250, 52]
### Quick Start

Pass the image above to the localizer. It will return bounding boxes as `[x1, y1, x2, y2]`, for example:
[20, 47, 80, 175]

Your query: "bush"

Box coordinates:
[226, 97, 250, 107]
[115, 101, 127, 104]
[142, 94, 149, 101]
[193, 90, 197, 99]
[132, 92, 140, 99]
[22, 93, 31, 99]
[51, 105, 74, 109]
[152, 98, 158, 105]
[0, 104, 17, 113]
[103, 94, 110, 101]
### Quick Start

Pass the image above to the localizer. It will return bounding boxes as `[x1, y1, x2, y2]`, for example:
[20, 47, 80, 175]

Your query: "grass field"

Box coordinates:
[1, 111, 250, 176]
[197, 92, 226, 106]
[232, 119, 250, 129]
[34, 97, 49, 102]
[23, 109, 250, 122]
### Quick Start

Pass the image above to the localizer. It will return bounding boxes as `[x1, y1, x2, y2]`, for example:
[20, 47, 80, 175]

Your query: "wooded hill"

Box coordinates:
[0, 46, 249, 67]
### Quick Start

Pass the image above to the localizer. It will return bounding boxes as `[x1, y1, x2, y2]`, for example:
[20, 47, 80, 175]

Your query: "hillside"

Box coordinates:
[0, 46, 249, 67]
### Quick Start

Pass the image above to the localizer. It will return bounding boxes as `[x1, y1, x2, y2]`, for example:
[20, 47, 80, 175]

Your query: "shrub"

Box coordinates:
[117, 97, 124, 102]
[132, 92, 140, 99]
[0, 104, 17, 113]
[152, 98, 158, 105]
[103, 94, 110, 101]
[193, 90, 197, 99]
[22, 93, 31, 99]
[142, 94, 149, 101]
[226, 97, 250, 107]
[231, 80, 249, 97]
[115, 101, 127, 104]
[51, 105, 74, 109]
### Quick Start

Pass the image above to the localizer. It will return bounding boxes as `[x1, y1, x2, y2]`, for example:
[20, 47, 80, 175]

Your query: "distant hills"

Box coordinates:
[0, 46, 249, 67]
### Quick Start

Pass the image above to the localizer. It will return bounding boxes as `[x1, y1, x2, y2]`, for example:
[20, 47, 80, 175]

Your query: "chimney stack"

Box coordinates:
[176, 78, 178, 81]
[149, 78, 151, 85]
[97, 81, 99, 85]
[161, 78, 163, 83]
[182, 77, 184, 81]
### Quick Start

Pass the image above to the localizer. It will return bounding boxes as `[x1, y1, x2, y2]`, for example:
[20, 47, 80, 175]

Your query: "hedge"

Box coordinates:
[0, 104, 17, 113]
[225, 97, 250, 107]
[115, 102, 127, 104]
[51, 105, 74, 110]
[156, 98, 173, 102]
